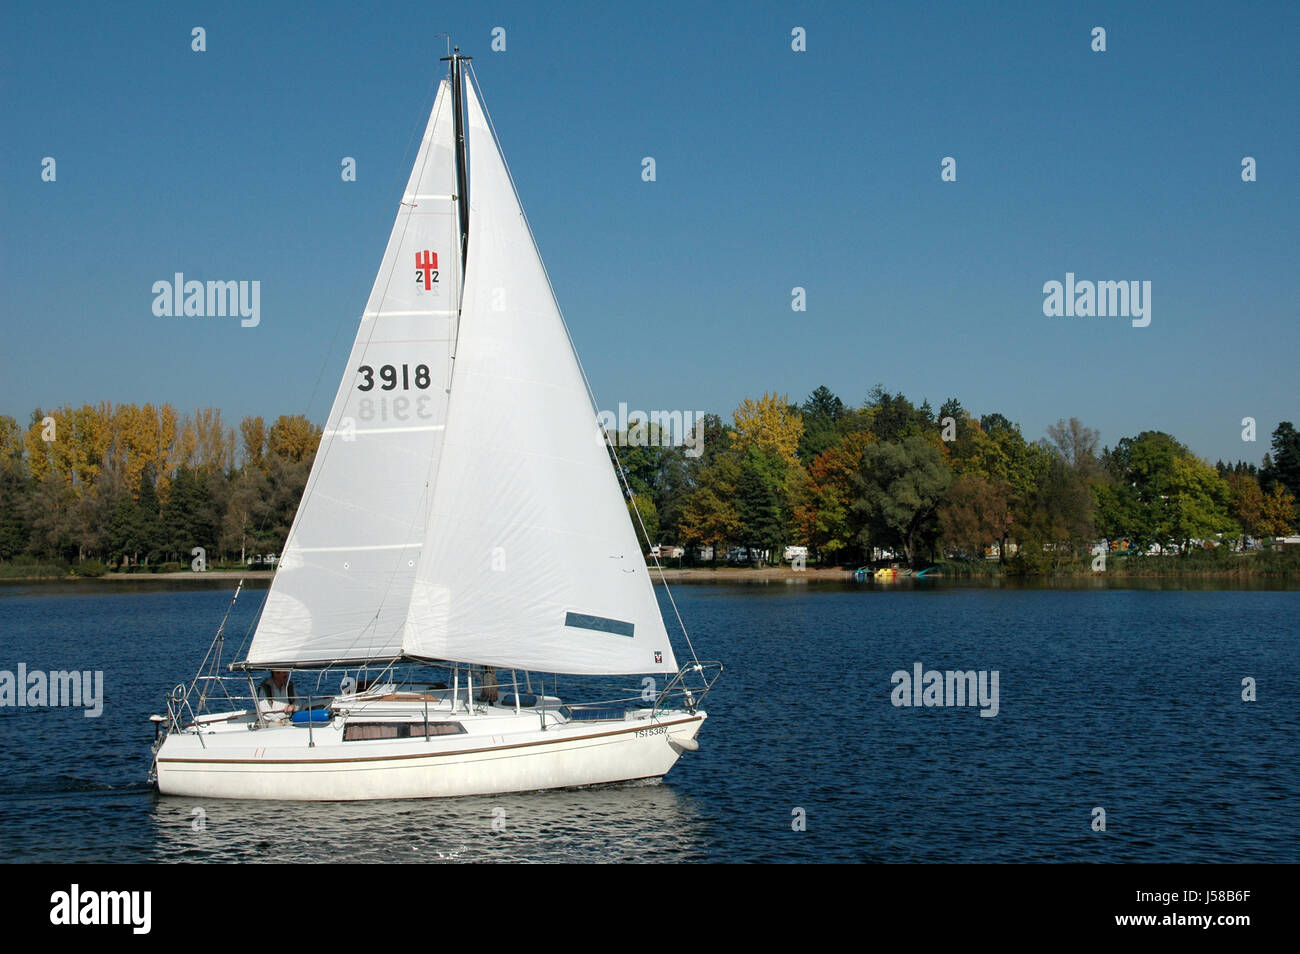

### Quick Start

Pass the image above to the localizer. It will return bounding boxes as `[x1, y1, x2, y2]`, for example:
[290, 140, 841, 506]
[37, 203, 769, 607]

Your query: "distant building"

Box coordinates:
[982, 542, 1018, 560]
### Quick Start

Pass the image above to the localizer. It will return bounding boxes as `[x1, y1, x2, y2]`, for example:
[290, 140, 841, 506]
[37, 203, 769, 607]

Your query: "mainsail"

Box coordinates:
[246, 81, 461, 667]
[399, 78, 678, 675]
[247, 68, 678, 676]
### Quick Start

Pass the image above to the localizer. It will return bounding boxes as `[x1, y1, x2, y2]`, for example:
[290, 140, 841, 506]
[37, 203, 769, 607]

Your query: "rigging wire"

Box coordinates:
[466, 62, 702, 672]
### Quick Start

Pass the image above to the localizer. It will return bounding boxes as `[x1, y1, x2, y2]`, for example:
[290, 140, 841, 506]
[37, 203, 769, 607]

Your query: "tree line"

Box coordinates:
[618, 386, 1299, 570]
[0, 404, 319, 569]
[0, 389, 1296, 573]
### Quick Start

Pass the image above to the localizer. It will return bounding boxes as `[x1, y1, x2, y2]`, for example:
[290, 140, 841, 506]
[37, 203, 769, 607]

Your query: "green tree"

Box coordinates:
[161, 465, 219, 563]
[735, 445, 787, 564]
[1261, 422, 1300, 501]
[25, 472, 78, 560]
[798, 386, 846, 461]
[864, 386, 933, 443]
[627, 492, 660, 551]
[1166, 456, 1234, 548]
[0, 415, 30, 559]
[853, 436, 952, 567]
[1096, 431, 1233, 551]
[221, 465, 272, 562]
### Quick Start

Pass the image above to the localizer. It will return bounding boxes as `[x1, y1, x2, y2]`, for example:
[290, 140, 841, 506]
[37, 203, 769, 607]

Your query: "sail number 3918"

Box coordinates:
[357, 364, 431, 391]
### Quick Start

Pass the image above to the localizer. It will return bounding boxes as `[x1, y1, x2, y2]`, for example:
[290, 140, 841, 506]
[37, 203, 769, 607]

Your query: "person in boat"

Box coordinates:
[258, 669, 298, 716]
[477, 666, 499, 704]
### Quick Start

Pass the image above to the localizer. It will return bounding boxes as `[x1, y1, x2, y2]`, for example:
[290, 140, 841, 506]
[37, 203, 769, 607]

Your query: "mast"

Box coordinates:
[441, 46, 472, 271]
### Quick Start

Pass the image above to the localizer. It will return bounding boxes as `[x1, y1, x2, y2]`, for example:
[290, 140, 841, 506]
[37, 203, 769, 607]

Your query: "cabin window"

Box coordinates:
[343, 721, 466, 741]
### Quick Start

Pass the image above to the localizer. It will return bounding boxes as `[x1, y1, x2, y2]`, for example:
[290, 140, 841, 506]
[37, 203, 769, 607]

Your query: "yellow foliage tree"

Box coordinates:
[173, 411, 198, 471]
[0, 415, 22, 465]
[240, 416, 266, 468]
[268, 415, 321, 463]
[1260, 482, 1297, 536]
[24, 404, 114, 500]
[731, 392, 803, 467]
[68, 403, 114, 499]
[193, 407, 235, 471]
[25, 408, 56, 483]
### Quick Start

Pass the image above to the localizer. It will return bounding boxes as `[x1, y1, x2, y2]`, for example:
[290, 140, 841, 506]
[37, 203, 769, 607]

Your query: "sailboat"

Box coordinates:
[149, 50, 720, 801]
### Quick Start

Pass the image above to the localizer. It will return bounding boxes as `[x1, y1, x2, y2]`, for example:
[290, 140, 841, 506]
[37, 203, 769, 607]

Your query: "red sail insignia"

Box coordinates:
[416, 251, 439, 290]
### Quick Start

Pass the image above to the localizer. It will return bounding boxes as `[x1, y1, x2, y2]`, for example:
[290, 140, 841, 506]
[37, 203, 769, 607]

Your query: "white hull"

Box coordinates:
[156, 700, 705, 801]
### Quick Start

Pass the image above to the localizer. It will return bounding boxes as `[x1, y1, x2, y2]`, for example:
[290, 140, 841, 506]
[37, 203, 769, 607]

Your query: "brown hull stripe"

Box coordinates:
[158, 715, 703, 766]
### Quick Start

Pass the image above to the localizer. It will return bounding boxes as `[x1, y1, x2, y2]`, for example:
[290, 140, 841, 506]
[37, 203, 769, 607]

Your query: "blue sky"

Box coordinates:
[2, 0, 1296, 465]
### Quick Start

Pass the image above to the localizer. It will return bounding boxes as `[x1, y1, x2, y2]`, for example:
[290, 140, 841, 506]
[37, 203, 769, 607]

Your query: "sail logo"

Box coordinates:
[151, 274, 260, 327]
[416, 250, 439, 290]
[890, 663, 999, 717]
[596, 404, 706, 458]
[1042, 272, 1151, 327]
[0, 664, 103, 717]
[49, 884, 151, 934]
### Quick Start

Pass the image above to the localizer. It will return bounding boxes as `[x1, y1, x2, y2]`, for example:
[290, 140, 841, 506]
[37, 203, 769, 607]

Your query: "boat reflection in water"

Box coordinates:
[149, 779, 710, 863]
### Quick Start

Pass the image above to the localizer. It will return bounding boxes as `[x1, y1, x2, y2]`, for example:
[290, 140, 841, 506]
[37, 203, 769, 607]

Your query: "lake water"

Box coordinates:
[0, 581, 1296, 863]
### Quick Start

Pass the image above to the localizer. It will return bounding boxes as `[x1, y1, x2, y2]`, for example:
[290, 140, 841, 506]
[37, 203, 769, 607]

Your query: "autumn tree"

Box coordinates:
[268, 415, 320, 463]
[732, 392, 803, 466]
[240, 416, 266, 469]
[794, 429, 874, 563]
[678, 450, 741, 564]
[1258, 482, 1297, 536]
[939, 474, 1013, 560]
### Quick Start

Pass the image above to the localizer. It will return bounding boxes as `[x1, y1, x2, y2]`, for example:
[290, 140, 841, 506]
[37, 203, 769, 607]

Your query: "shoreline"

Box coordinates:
[1, 564, 1295, 586]
[649, 566, 854, 582]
